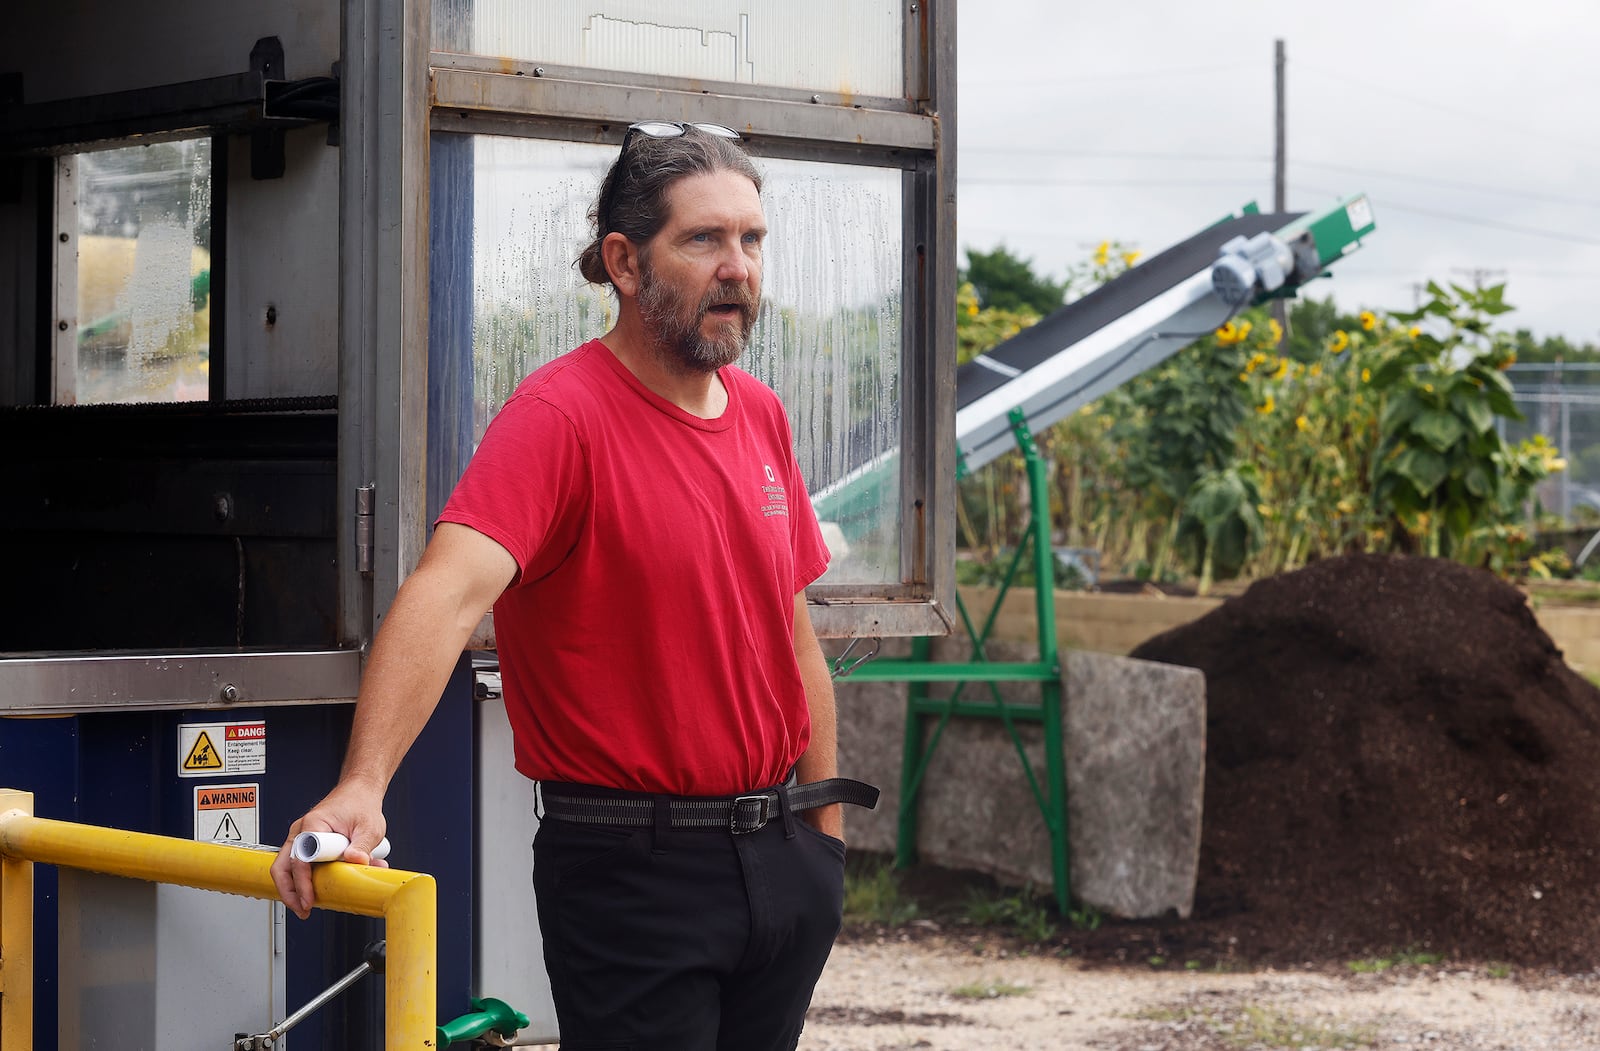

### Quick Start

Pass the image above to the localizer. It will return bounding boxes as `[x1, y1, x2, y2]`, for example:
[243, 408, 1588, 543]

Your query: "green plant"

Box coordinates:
[1231, 1005, 1379, 1048]
[1130, 1003, 1377, 1049]
[1234, 318, 1388, 574]
[1345, 950, 1443, 973]
[1066, 903, 1103, 931]
[1371, 282, 1553, 559]
[843, 860, 919, 927]
[949, 980, 1031, 1000]
[961, 887, 1058, 943]
[1177, 465, 1266, 594]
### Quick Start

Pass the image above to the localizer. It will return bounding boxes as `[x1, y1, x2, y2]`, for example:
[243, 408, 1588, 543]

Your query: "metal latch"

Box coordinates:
[356, 484, 375, 575]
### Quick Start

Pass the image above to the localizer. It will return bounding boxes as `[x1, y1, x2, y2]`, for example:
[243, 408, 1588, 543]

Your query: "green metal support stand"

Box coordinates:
[838, 410, 1071, 914]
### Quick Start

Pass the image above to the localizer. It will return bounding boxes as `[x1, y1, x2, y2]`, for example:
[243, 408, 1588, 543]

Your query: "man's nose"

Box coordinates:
[715, 245, 752, 283]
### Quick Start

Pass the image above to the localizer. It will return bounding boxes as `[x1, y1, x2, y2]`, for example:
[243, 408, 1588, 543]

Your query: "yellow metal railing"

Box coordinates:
[0, 788, 436, 1050]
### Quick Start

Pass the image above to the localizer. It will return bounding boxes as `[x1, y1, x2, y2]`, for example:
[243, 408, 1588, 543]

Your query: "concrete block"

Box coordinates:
[1065, 651, 1206, 919]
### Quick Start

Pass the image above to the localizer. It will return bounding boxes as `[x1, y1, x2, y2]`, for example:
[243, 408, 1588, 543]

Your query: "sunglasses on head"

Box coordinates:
[618, 119, 743, 156]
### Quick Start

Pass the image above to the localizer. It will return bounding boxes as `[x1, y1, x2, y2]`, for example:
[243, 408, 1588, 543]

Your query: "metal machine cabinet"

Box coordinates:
[1, 0, 956, 1046]
[475, 687, 559, 1043]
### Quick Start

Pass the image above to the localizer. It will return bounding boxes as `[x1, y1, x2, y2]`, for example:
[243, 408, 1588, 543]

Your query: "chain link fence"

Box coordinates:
[1502, 363, 1600, 524]
[1502, 364, 1600, 571]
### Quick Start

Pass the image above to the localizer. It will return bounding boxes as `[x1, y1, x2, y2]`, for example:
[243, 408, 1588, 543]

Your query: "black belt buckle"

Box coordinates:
[730, 794, 772, 834]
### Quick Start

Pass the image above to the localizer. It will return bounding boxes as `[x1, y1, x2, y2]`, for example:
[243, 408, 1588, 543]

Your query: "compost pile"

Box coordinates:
[1124, 553, 1600, 970]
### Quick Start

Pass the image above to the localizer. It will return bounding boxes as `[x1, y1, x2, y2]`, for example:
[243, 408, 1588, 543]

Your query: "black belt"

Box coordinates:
[539, 776, 879, 835]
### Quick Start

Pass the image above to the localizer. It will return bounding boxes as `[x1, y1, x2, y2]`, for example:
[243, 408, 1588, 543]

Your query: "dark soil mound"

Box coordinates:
[1125, 553, 1600, 970]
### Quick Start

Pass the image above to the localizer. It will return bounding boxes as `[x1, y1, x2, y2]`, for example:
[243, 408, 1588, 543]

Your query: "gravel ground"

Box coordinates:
[801, 939, 1600, 1051]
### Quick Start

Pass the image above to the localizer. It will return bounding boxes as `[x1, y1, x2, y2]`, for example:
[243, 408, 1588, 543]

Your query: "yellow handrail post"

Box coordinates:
[384, 875, 437, 1050]
[0, 789, 35, 1051]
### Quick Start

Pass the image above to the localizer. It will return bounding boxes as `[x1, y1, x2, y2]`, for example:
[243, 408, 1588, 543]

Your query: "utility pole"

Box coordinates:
[1271, 39, 1288, 346]
[1450, 267, 1506, 293]
[1274, 39, 1286, 219]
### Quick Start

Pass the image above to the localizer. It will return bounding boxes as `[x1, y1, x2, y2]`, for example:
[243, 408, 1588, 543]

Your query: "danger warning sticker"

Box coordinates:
[178, 721, 267, 777]
[194, 783, 260, 846]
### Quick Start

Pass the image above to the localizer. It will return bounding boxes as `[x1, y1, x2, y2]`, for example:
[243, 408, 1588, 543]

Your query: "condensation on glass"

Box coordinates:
[433, 1, 904, 100]
[62, 139, 212, 405]
[436, 135, 903, 584]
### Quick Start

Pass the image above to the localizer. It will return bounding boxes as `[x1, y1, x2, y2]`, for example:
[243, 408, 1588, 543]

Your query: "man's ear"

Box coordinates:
[602, 232, 642, 298]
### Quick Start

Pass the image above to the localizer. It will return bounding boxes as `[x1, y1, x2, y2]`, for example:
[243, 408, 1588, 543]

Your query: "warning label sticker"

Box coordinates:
[194, 783, 260, 846]
[178, 721, 267, 778]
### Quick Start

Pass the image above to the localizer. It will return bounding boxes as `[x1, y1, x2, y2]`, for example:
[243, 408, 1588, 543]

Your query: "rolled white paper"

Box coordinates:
[292, 831, 391, 864]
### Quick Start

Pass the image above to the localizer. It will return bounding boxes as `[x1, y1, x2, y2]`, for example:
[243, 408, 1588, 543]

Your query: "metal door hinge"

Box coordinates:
[355, 484, 375, 575]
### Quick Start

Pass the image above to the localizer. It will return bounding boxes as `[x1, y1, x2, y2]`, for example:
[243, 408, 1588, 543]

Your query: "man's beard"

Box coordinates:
[636, 262, 758, 375]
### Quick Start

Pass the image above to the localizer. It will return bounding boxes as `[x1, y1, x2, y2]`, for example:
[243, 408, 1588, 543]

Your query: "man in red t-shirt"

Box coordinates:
[271, 122, 875, 1049]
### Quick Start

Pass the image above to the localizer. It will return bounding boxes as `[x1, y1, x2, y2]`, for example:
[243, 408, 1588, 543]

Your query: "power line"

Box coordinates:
[1292, 158, 1600, 210]
[1337, 265, 1600, 279]
[962, 148, 1600, 211]
[963, 62, 1258, 88]
[1297, 62, 1598, 154]
[962, 175, 1264, 188]
[1292, 184, 1600, 247]
[962, 146, 1270, 164]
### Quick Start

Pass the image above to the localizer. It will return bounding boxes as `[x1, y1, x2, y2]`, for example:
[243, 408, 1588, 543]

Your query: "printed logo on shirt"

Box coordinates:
[758, 465, 789, 519]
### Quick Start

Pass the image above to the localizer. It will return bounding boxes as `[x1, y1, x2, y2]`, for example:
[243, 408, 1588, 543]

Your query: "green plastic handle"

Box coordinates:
[436, 996, 531, 1046]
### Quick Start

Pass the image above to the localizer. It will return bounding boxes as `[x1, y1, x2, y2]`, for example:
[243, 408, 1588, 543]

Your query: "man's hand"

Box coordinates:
[801, 801, 844, 842]
[270, 778, 389, 920]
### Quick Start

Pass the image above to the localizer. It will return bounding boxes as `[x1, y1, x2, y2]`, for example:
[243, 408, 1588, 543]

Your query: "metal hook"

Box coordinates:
[830, 636, 882, 680]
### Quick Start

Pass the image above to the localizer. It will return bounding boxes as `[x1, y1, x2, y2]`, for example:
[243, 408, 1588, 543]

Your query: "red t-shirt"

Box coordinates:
[438, 340, 830, 795]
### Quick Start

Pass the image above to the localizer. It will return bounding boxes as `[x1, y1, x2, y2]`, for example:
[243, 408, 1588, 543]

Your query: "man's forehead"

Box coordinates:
[663, 171, 765, 225]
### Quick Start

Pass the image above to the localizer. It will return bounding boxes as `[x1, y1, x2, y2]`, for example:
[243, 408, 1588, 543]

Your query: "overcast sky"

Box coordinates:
[957, 0, 1600, 344]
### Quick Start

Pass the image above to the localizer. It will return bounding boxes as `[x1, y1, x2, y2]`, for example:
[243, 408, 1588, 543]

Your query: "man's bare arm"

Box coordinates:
[269, 523, 517, 918]
[791, 591, 843, 840]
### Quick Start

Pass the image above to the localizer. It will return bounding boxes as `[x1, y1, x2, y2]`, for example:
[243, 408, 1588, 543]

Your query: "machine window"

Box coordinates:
[432, 134, 904, 586]
[57, 137, 213, 405]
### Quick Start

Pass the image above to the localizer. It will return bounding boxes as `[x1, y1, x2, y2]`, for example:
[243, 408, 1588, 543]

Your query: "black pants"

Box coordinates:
[532, 809, 846, 1050]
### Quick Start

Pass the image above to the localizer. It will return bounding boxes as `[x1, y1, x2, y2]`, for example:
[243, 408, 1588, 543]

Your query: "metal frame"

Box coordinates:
[0, 649, 360, 715]
[429, 67, 934, 151]
[417, 0, 957, 639]
[1, 0, 955, 707]
[49, 156, 75, 403]
[340, 0, 435, 647]
[0, 71, 316, 157]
